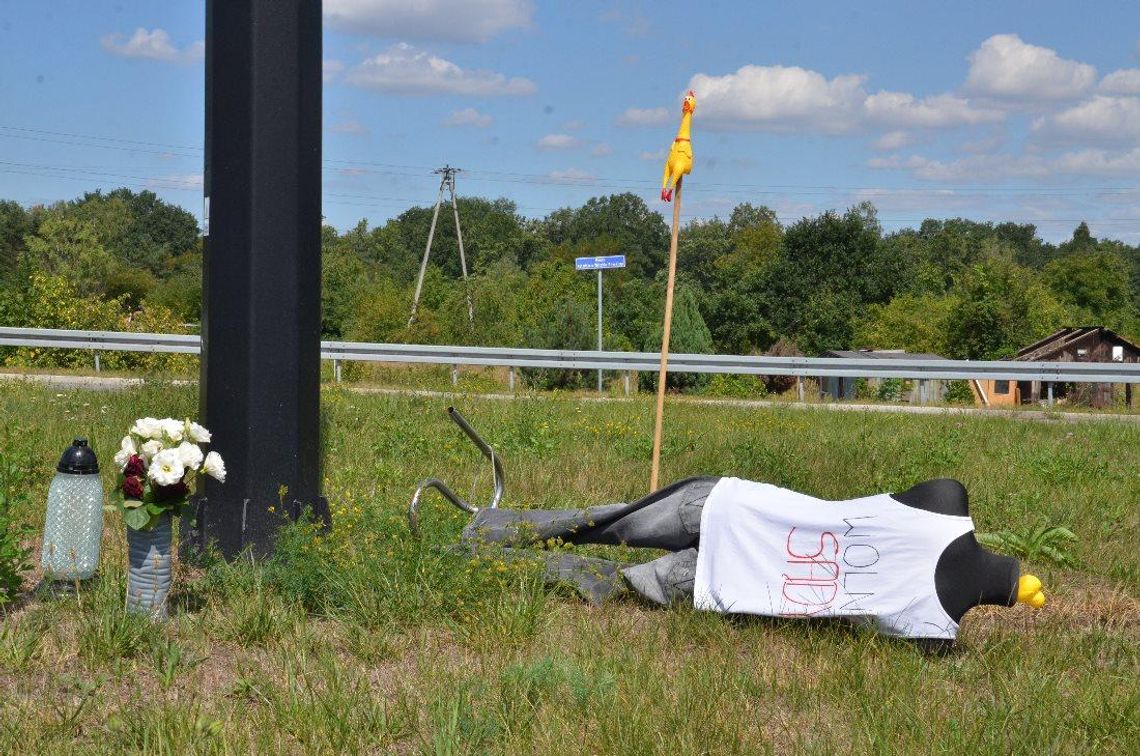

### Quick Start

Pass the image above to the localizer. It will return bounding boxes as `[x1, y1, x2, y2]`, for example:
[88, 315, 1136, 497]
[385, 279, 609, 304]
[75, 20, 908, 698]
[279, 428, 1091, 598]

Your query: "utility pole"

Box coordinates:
[408, 165, 474, 326]
[191, 0, 329, 560]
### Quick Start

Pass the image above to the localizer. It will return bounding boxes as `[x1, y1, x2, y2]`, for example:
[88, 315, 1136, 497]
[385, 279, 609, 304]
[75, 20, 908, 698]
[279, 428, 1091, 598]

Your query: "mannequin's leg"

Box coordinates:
[497, 548, 699, 607]
[620, 549, 698, 606]
[462, 477, 719, 551]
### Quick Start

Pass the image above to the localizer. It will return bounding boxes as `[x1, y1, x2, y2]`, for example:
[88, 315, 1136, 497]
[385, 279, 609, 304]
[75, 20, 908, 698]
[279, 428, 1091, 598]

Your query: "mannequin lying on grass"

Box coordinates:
[458, 477, 1045, 643]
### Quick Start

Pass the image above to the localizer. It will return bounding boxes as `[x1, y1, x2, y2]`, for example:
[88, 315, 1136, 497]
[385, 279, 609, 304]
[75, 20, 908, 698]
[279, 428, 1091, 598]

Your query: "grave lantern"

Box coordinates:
[40, 438, 104, 582]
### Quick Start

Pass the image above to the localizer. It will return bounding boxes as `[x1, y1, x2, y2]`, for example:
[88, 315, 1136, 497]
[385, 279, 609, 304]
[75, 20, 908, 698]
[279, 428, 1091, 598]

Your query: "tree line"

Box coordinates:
[2, 188, 1138, 387]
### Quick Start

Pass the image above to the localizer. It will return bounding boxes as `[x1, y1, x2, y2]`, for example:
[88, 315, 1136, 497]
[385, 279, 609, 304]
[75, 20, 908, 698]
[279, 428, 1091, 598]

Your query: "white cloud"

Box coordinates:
[964, 34, 1095, 101]
[591, 143, 613, 156]
[442, 108, 493, 128]
[101, 28, 203, 64]
[1099, 68, 1140, 95]
[690, 65, 867, 133]
[638, 149, 666, 161]
[547, 168, 594, 182]
[346, 43, 536, 96]
[563, 119, 586, 131]
[617, 106, 670, 127]
[323, 0, 533, 43]
[863, 92, 1002, 128]
[872, 131, 913, 151]
[324, 59, 345, 83]
[870, 147, 1140, 180]
[868, 153, 1049, 182]
[537, 133, 580, 150]
[1033, 95, 1140, 143]
[688, 64, 999, 134]
[328, 119, 369, 135]
[1053, 147, 1140, 176]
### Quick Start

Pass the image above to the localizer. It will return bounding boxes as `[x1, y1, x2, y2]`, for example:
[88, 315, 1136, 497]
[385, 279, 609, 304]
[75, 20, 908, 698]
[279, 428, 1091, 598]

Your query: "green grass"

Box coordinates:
[0, 380, 1137, 753]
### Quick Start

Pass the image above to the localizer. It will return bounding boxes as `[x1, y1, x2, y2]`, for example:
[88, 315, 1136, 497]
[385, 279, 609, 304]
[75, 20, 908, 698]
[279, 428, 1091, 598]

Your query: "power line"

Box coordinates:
[5, 122, 1140, 197]
[8, 165, 1139, 232]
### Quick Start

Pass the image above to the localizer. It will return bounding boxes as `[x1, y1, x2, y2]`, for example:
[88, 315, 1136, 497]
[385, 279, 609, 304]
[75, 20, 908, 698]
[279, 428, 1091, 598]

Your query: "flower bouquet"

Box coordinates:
[110, 417, 225, 616]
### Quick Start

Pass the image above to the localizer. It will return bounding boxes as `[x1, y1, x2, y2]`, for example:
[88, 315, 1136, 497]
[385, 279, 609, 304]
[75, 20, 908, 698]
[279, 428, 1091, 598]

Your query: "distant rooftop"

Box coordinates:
[823, 349, 946, 360]
[1015, 327, 1140, 362]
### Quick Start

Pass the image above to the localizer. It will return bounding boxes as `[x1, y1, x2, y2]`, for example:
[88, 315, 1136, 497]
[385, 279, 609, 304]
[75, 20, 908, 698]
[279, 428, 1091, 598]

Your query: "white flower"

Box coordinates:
[160, 418, 185, 443]
[202, 451, 226, 483]
[130, 417, 163, 440]
[113, 435, 136, 470]
[175, 441, 204, 470]
[148, 449, 185, 486]
[140, 439, 164, 462]
[188, 421, 212, 443]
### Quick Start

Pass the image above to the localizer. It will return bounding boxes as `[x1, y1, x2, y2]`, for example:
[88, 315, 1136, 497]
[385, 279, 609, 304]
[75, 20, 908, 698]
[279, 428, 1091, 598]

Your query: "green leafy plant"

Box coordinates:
[0, 449, 34, 607]
[976, 525, 1079, 568]
[875, 378, 904, 402]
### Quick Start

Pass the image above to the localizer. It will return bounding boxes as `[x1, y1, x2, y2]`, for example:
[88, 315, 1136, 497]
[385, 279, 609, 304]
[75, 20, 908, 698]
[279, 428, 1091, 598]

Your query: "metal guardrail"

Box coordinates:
[1, 326, 1139, 383]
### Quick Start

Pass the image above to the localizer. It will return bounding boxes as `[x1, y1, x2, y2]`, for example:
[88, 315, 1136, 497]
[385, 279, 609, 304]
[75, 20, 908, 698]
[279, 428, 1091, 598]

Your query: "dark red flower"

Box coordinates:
[122, 475, 144, 499]
[153, 481, 189, 502]
[123, 455, 146, 477]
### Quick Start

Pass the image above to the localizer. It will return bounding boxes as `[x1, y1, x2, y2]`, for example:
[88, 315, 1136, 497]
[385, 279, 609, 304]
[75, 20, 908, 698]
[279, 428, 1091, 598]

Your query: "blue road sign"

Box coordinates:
[575, 255, 626, 271]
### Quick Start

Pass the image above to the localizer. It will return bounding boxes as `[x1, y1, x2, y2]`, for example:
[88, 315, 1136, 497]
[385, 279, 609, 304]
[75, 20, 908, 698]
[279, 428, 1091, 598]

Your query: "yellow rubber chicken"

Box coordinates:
[660, 90, 695, 202]
[1017, 574, 1046, 608]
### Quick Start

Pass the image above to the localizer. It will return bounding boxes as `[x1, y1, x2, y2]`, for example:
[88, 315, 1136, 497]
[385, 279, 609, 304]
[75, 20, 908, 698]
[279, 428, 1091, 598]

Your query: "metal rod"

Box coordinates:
[5, 328, 1140, 384]
[408, 406, 504, 535]
[597, 268, 603, 393]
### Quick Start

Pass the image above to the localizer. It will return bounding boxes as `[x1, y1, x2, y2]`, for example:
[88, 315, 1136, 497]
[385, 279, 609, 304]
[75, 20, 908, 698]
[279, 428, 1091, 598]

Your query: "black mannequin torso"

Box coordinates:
[891, 479, 1019, 622]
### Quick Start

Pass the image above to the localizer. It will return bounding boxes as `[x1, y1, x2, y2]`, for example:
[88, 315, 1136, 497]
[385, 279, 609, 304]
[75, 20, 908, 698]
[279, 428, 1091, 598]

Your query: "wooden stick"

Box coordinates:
[650, 177, 683, 491]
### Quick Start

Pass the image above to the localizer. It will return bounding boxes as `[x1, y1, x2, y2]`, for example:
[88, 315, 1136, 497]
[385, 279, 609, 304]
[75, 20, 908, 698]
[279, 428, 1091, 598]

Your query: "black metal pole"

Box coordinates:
[187, 0, 328, 560]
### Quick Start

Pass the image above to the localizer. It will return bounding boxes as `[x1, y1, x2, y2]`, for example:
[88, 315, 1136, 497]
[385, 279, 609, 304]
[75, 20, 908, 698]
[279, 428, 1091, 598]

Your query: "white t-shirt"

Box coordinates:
[693, 477, 975, 639]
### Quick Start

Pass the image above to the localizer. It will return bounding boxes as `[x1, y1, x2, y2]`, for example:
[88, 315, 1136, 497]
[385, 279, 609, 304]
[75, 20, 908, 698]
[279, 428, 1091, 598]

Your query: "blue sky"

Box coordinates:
[3, 1, 1140, 242]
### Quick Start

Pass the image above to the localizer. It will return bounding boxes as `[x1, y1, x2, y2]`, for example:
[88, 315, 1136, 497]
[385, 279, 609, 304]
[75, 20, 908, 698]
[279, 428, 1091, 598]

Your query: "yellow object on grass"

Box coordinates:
[1017, 574, 1046, 608]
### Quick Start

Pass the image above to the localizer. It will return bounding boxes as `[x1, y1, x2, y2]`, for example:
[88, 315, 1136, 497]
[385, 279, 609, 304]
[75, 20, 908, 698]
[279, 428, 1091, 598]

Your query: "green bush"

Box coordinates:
[945, 379, 975, 404]
[0, 274, 194, 374]
[703, 373, 768, 399]
[875, 378, 904, 402]
[640, 286, 715, 393]
[0, 446, 33, 607]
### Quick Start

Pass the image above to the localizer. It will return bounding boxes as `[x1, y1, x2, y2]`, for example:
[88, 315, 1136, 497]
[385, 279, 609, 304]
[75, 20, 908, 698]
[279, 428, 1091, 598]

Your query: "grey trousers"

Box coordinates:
[462, 477, 719, 605]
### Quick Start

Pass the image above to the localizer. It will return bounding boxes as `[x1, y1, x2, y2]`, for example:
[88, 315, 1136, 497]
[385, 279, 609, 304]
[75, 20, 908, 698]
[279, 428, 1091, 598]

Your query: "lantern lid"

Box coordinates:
[57, 438, 99, 475]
